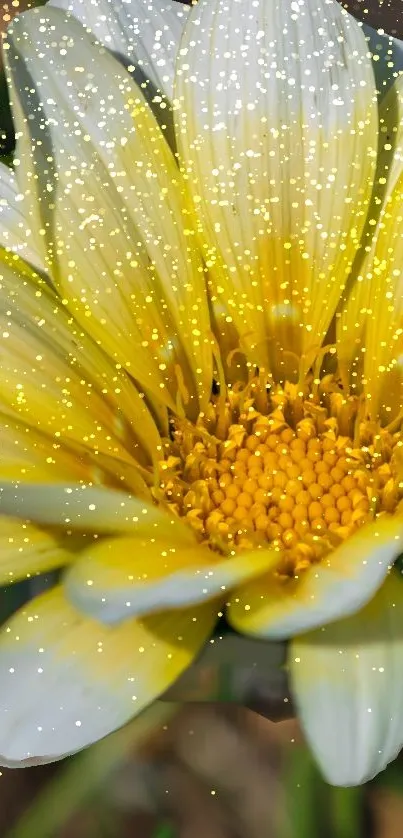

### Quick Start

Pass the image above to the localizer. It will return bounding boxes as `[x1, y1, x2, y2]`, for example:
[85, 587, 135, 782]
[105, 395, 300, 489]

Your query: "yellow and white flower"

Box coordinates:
[1, 0, 403, 785]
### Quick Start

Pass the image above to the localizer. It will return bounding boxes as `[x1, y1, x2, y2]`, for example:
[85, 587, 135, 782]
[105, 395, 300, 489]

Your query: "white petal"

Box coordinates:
[48, 0, 189, 101]
[0, 162, 43, 270]
[290, 571, 403, 786]
[0, 585, 214, 763]
[64, 534, 278, 622]
[6, 8, 212, 413]
[174, 0, 378, 375]
[228, 515, 403, 639]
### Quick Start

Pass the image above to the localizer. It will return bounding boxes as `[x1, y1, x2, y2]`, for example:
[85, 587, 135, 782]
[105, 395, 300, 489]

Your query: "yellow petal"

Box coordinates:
[359, 78, 403, 419]
[228, 514, 403, 638]
[64, 534, 279, 622]
[175, 0, 377, 376]
[290, 571, 403, 785]
[0, 482, 199, 541]
[0, 259, 161, 471]
[0, 516, 79, 585]
[337, 74, 403, 413]
[0, 585, 215, 762]
[0, 411, 153, 503]
[0, 414, 93, 484]
[6, 8, 212, 414]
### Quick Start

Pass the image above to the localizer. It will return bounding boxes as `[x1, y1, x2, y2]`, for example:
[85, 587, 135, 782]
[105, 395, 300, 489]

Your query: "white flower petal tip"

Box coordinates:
[228, 515, 403, 639]
[63, 536, 278, 623]
[290, 572, 403, 786]
[0, 586, 214, 763]
[0, 753, 76, 769]
[48, 0, 189, 101]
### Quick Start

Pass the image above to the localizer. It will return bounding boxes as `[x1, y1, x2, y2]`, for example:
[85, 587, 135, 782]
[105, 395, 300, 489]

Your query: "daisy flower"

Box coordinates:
[1, 0, 403, 786]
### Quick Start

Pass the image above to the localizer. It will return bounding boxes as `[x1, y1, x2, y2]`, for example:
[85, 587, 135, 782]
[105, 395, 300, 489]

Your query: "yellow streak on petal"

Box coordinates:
[6, 8, 213, 414]
[0, 517, 78, 586]
[0, 259, 162, 473]
[0, 415, 86, 484]
[0, 585, 216, 761]
[175, 0, 377, 374]
[0, 482, 198, 542]
[228, 514, 403, 639]
[64, 533, 279, 622]
[337, 76, 403, 415]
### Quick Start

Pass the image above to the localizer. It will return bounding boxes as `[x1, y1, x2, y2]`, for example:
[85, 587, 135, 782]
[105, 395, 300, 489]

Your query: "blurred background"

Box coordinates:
[2, 0, 403, 836]
[2, 666, 403, 838]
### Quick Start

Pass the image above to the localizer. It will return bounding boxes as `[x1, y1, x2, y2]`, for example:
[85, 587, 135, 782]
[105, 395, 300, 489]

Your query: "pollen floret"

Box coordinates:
[158, 380, 403, 578]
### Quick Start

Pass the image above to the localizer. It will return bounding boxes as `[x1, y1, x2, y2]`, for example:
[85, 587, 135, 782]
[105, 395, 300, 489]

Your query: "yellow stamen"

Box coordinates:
[157, 377, 403, 579]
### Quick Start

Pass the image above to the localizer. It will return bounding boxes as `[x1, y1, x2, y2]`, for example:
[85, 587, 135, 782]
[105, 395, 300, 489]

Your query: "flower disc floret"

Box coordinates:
[158, 376, 403, 577]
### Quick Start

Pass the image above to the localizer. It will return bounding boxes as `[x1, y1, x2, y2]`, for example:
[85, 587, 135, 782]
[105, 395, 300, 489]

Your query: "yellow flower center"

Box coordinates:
[157, 377, 403, 578]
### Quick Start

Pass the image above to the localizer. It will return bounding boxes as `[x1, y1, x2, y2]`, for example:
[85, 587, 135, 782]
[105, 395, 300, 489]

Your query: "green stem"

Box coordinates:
[329, 785, 363, 838]
[281, 745, 323, 838]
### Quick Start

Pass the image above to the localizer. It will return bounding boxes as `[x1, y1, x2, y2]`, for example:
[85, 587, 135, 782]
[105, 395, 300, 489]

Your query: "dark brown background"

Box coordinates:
[338, 0, 403, 38]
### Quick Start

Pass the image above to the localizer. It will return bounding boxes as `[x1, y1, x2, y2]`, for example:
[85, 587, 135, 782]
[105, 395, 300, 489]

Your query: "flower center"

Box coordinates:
[157, 378, 403, 578]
